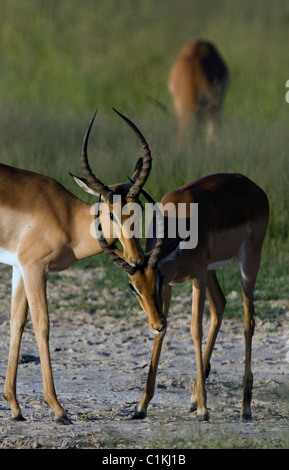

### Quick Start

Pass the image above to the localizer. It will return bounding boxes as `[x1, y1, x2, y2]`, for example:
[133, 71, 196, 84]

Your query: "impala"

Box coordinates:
[168, 40, 229, 147]
[97, 172, 269, 421]
[1, 109, 154, 424]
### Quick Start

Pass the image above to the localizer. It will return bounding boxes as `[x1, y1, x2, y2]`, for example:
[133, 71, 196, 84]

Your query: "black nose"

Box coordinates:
[151, 318, 167, 334]
[159, 318, 167, 333]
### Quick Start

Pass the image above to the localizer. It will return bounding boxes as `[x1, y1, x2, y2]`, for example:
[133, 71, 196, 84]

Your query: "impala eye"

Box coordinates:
[129, 282, 142, 298]
[110, 211, 118, 223]
[109, 211, 121, 226]
[129, 282, 137, 295]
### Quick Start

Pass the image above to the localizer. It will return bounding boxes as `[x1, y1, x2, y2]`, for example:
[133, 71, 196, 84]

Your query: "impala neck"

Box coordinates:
[70, 199, 114, 261]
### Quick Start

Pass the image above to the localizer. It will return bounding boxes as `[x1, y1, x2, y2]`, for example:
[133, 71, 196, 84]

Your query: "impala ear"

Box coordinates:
[69, 173, 100, 196]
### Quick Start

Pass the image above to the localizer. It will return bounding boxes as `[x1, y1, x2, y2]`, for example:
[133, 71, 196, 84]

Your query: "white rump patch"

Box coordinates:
[0, 248, 20, 267]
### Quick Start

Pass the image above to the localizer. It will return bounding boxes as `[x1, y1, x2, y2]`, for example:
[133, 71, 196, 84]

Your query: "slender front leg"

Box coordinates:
[241, 283, 255, 420]
[133, 285, 172, 419]
[190, 276, 209, 421]
[191, 271, 226, 410]
[4, 267, 28, 421]
[238, 245, 261, 421]
[133, 332, 166, 419]
[23, 265, 72, 424]
[203, 271, 226, 374]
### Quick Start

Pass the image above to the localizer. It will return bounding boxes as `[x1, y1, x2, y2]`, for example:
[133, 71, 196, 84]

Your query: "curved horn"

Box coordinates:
[139, 191, 165, 270]
[147, 206, 165, 271]
[95, 197, 137, 275]
[113, 108, 152, 200]
[129, 157, 143, 184]
[81, 110, 114, 203]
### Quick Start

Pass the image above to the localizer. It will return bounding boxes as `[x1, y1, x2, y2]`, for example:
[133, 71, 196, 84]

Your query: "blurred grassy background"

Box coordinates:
[0, 0, 288, 313]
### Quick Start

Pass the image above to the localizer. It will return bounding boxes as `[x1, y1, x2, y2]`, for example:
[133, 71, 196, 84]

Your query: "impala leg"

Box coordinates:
[23, 266, 72, 424]
[3, 267, 28, 421]
[203, 271, 226, 375]
[133, 285, 172, 419]
[190, 276, 209, 421]
[191, 271, 226, 412]
[238, 242, 262, 421]
[133, 332, 166, 419]
[240, 268, 258, 421]
[241, 284, 255, 421]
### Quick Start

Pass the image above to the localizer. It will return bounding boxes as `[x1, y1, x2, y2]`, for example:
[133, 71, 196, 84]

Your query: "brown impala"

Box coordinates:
[97, 173, 269, 421]
[168, 40, 229, 147]
[0, 109, 154, 424]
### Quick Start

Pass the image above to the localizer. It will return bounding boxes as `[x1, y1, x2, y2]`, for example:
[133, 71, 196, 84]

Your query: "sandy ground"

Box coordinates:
[0, 264, 289, 449]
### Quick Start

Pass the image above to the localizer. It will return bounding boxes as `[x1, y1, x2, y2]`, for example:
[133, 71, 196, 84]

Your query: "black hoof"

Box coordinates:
[132, 411, 147, 420]
[241, 411, 252, 421]
[190, 403, 197, 413]
[12, 414, 26, 422]
[56, 415, 73, 425]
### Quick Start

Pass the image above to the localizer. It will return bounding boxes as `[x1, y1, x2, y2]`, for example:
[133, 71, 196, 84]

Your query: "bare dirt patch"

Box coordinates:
[0, 265, 289, 449]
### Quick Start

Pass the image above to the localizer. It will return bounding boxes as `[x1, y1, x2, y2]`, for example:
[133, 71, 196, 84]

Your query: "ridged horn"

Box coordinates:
[81, 110, 114, 203]
[140, 193, 165, 270]
[113, 108, 152, 200]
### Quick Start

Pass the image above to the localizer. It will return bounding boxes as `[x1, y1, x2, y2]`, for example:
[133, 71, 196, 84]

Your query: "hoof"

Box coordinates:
[190, 402, 197, 413]
[198, 413, 209, 422]
[197, 408, 210, 422]
[190, 402, 209, 421]
[56, 414, 73, 425]
[132, 409, 147, 420]
[12, 414, 26, 422]
[241, 408, 252, 421]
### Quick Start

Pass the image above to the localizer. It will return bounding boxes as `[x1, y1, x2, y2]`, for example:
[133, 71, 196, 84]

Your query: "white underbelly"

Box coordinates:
[207, 224, 250, 271]
[0, 248, 21, 267]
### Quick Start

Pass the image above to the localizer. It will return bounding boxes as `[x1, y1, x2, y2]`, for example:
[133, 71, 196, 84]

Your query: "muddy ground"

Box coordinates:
[0, 264, 289, 449]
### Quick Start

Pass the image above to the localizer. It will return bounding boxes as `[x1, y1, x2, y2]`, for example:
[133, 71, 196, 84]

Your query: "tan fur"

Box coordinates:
[125, 173, 269, 421]
[168, 40, 229, 147]
[0, 115, 151, 423]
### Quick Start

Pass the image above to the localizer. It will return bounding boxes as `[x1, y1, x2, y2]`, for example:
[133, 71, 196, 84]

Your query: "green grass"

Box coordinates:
[0, 0, 288, 317]
[1, 0, 288, 115]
